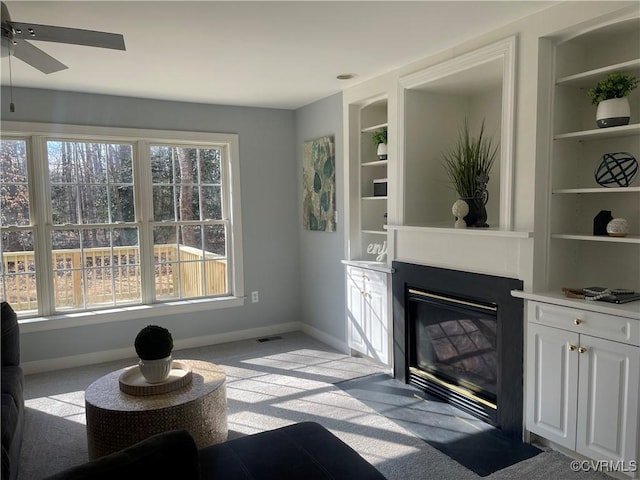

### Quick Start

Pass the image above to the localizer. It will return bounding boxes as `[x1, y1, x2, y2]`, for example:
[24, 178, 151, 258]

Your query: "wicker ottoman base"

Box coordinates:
[85, 360, 227, 459]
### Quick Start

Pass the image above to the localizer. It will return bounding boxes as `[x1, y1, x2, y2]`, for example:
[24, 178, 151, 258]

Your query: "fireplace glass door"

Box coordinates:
[408, 289, 498, 404]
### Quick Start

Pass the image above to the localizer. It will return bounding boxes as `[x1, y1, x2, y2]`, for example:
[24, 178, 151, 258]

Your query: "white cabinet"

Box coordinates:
[526, 301, 640, 476]
[346, 265, 390, 366]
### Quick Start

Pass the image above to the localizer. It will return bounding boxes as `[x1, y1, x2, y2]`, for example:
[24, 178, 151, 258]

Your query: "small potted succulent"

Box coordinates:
[134, 325, 174, 383]
[372, 128, 387, 160]
[588, 72, 638, 128]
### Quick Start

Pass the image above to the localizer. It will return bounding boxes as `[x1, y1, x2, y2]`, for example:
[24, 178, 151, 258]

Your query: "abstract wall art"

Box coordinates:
[303, 135, 336, 232]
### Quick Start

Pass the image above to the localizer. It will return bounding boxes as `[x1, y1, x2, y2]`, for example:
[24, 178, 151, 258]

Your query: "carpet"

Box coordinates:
[337, 373, 542, 477]
[21, 332, 611, 480]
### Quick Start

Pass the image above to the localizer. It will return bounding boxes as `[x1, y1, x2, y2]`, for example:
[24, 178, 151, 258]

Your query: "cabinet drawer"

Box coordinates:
[528, 301, 640, 347]
[346, 266, 387, 289]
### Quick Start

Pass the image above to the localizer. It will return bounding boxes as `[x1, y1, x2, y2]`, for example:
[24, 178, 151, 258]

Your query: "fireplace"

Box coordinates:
[392, 261, 524, 438]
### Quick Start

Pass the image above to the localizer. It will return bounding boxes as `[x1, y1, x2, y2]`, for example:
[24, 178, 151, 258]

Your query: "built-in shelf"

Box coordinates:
[552, 233, 640, 243]
[553, 187, 640, 194]
[362, 196, 387, 201]
[556, 58, 640, 87]
[385, 224, 533, 238]
[511, 290, 640, 320]
[361, 122, 388, 133]
[555, 123, 640, 140]
[362, 160, 388, 168]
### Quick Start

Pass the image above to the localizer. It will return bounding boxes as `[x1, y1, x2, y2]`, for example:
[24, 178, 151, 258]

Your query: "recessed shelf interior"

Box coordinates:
[358, 98, 388, 261]
[403, 57, 504, 228]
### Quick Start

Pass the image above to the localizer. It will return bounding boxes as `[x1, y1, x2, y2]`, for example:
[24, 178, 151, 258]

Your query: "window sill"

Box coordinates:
[18, 296, 245, 333]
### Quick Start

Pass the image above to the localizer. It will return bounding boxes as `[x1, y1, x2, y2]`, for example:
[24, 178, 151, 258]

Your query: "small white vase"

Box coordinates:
[606, 218, 629, 237]
[139, 355, 172, 383]
[451, 199, 469, 228]
[596, 98, 630, 128]
[376, 143, 388, 160]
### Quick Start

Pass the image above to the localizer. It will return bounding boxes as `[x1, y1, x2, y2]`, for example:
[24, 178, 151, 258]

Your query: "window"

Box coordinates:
[0, 123, 243, 320]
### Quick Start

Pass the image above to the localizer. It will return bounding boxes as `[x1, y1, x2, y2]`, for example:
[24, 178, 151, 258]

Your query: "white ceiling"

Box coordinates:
[1, 1, 556, 110]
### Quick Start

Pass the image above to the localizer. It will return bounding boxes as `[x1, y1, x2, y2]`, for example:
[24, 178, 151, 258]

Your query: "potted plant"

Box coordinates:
[372, 128, 387, 160]
[134, 325, 174, 383]
[442, 119, 498, 227]
[588, 72, 638, 128]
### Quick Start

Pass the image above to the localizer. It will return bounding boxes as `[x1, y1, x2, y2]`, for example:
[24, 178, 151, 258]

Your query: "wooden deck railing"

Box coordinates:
[2, 245, 227, 312]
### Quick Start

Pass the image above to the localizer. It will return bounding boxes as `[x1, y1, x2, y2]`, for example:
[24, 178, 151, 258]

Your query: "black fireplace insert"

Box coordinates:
[408, 287, 499, 425]
[392, 262, 524, 438]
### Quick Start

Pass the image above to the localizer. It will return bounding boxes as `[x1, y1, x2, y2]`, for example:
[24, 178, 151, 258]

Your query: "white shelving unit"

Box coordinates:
[343, 96, 392, 368]
[521, 13, 640, 478]
[544, 14, 640, 297]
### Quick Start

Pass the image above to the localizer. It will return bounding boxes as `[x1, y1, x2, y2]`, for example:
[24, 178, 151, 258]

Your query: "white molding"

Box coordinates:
[300, 323, 349, 354]
[22, 321, 303, 375]
[0, 121, 238, 146]
[19, 297, 245, 333]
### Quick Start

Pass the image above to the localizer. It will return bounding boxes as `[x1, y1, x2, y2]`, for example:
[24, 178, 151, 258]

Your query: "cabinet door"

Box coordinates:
[346, 267, 367, 355]
[526, 323, 579, 449]
[364, 270, 388, 365]
[576, 335, 640, 468]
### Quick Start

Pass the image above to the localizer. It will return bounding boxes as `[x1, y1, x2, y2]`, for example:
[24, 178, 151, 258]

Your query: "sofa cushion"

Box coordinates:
[1, 302, 19, 367]
[1, 366, 23, 410]
[0, 393, 23, 479]
[199, 421, 386, 480]
[44, 429, 201, 480]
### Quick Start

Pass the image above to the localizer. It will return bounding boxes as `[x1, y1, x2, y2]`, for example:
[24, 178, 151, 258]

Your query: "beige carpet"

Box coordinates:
[18, 332, 608, 480]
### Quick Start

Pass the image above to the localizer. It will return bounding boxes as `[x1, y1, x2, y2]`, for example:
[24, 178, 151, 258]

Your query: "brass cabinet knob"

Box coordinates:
[578, 346, 587, 354]
[574, 318, 582, 325]
[568, 344, 576, 351]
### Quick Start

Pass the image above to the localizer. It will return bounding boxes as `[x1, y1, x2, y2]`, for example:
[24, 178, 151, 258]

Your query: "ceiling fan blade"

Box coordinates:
[13, 38, 67, 74]
[11, 22, 125, 51]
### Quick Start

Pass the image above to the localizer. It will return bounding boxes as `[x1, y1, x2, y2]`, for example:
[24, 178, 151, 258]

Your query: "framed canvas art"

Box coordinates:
[303, 135, 336, 232]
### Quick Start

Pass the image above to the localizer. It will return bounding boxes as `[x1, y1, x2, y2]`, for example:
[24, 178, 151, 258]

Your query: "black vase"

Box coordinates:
[461, 197, 489, 228]
[593, 210, 613, 236]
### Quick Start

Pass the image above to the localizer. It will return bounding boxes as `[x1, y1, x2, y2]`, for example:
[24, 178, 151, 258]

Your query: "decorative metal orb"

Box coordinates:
[595, 152, 638, 187]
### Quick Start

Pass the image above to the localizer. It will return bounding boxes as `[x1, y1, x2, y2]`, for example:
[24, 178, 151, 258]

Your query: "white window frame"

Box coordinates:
[1, 122, 245, 331]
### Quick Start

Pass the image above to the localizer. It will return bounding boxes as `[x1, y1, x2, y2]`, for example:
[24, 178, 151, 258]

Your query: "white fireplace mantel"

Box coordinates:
[385, 225, 534, 281]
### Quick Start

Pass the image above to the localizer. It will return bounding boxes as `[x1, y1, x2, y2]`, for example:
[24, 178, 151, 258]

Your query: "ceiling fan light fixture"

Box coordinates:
[0, 1, 126, 74]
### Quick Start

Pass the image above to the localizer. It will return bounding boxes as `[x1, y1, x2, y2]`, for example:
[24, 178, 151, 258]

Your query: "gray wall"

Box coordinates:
[2, 87, 303, 364]
[295, 93, 346, 347]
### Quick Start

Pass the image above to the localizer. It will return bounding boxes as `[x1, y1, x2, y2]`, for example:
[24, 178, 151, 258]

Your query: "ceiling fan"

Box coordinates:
[0, 1, 125, 74]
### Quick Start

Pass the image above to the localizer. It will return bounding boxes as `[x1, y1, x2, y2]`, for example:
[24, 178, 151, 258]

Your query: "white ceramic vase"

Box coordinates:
[606, 218, 629, 237]
[376, 143, 388, 160]
[596, 97, 630, 128]
[139, 355, 172, 383]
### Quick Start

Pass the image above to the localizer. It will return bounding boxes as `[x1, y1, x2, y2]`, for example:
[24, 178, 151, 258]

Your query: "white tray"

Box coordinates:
[118, 360, 192, 396]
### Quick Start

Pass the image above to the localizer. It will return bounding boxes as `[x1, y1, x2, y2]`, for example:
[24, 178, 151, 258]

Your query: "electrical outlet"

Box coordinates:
[251, 291, 259, 303]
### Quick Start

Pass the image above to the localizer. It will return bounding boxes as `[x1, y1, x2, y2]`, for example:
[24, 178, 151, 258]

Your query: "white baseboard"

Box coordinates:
[22, 321, 304, 375]
[300, 323, 349, 354]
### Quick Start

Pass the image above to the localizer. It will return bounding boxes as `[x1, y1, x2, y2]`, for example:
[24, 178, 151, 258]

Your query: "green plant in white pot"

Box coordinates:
[372, 128, 387, 160]
[134, 325, 174, 383]
[588, 72, 638, 128]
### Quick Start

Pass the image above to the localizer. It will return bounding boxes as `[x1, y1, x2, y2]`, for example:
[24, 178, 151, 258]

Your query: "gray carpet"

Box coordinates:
[18, 331, 609, 480]
[337, 374, 542, 477]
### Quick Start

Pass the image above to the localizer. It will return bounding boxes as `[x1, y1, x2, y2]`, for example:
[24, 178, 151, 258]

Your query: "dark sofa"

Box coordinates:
[1, 301, 24, 480]
[45, 422, 387, 480]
